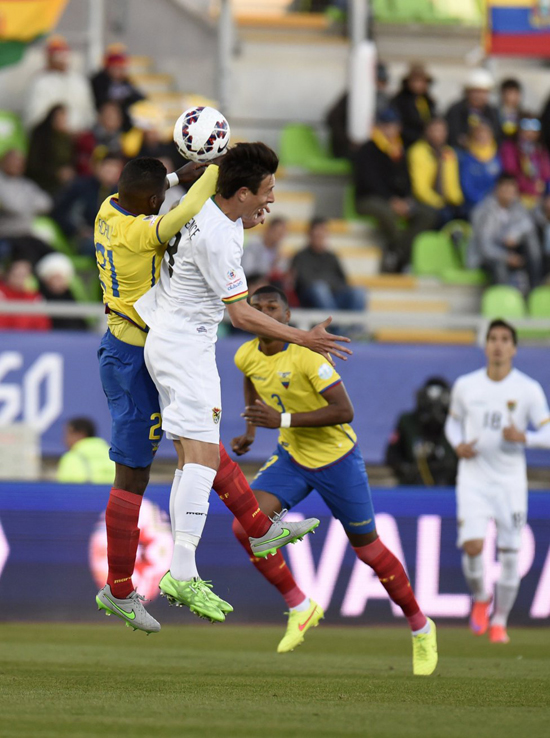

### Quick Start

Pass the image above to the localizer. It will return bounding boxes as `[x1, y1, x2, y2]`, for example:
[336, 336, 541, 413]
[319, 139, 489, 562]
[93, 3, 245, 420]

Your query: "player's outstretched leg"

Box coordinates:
[214, 444, 320, 558]
[352, 537, 438, 676]
[489, 550, 519, 644]
[96, 584, 160, 634]
[462, 542, 492, 636]
[232, 519, 323, 652]
[159, 572, 226, 623]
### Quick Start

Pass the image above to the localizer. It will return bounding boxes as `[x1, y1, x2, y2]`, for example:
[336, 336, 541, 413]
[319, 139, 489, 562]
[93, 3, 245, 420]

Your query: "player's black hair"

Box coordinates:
[495, 172, 518, 188]
[486, 319, 518, 346]
[500, 78, 522, 93]
[118, 157, 167, 197]
[67, 417, 96, 438]
[217, 142, 278, 198]
[250, 284, 289, 308]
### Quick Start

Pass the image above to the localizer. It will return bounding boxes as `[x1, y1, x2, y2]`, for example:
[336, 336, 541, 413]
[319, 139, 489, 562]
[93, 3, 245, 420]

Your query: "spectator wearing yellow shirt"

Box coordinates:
[408, 117, 464, 227]
[57, 417, 115, 484]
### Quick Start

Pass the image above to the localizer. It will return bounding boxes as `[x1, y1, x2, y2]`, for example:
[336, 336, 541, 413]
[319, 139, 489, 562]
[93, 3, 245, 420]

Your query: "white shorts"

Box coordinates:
[456, 483, 527, 550]
[144, 329, 221, 445]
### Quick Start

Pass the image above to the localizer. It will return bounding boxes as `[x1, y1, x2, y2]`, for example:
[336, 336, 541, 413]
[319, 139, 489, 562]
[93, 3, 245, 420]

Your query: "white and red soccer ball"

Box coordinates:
[173, 106, 230, 163]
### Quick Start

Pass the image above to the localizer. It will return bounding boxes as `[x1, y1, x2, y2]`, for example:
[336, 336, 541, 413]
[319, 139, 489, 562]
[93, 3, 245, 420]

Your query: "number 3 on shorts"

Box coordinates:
[149, 413, 162, 441]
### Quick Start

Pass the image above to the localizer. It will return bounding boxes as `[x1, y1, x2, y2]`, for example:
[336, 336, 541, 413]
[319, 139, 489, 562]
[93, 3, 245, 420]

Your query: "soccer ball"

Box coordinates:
[173, 106, 230, 163]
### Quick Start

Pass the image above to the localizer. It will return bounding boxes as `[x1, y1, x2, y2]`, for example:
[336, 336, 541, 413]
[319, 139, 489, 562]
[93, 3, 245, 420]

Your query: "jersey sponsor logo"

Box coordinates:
[144, 215, 159, 226]
[252, 374, 266, 381]
[226, 279, 244, 291]
[318, 363, 333, 380]
[212, 407, 221, 424]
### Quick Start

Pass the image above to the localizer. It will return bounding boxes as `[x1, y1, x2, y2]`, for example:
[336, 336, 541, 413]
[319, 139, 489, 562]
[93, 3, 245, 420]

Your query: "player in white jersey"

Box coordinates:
[135, 142, 351, 616]
[445, 319, 550, 643]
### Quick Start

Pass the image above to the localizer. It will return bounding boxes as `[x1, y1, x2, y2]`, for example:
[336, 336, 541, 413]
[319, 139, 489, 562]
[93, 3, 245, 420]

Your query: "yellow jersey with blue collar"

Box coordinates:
[234, 338, 357, 468]
[94, 165, 218, 346]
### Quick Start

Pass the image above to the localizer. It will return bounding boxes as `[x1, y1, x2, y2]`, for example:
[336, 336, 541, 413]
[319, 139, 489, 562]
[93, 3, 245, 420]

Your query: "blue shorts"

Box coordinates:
[97, 330, 162, 468]
[251, 444, 376, 535]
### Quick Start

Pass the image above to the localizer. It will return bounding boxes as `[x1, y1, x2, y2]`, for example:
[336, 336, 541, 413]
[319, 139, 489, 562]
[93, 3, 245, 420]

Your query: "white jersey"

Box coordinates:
[449, 368, 550, 490]
[135, 197, 248, 343]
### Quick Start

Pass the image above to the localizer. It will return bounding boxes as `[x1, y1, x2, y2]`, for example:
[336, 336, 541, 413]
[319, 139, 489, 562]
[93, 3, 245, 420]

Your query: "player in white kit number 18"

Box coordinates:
[445, 319, 550, 643]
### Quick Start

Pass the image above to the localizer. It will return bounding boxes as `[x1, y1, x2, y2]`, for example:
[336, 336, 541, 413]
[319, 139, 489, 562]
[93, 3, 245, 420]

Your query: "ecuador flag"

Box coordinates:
[486, 0, 550, 56]
[0, 0, 69, 68]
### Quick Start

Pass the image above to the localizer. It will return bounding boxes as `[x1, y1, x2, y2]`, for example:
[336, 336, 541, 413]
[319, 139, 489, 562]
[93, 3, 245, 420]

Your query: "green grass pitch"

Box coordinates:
[0, 623, 548, 738]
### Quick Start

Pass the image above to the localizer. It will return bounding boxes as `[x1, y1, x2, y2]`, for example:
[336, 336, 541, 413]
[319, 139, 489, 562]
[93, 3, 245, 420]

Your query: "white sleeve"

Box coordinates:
[196, 228, 248, 304]
[525, 381, 550, 448]
[448, 379, 465, 421]
[445, 414, 464, 448]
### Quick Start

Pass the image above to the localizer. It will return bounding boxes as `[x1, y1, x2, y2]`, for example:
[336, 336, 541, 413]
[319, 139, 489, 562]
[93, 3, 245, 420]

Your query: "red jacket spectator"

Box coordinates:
[500, 116, 550, 201]
[0, 261, 51, 331]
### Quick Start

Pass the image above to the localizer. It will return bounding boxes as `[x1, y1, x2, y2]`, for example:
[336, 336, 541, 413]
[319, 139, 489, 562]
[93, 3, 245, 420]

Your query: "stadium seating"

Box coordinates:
[279, 123, 351, 175]
[343, 184, 373, 223]
[412, 231, 459, 277]
[481, 285, 527, 320]
[528, 286, 550, 318]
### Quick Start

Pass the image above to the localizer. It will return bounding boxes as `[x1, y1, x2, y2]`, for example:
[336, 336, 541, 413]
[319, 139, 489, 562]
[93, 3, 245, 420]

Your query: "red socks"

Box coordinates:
[354, 538, 427, 632]
[232, 519, 306, 608]
[214, 443, 271, 538]
[105, 487, 142, 599]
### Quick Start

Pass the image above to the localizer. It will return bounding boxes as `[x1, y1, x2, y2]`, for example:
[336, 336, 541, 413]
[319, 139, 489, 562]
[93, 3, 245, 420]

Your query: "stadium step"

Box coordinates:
[127, 55, 154, 75]
[373, 328, 477, 344]
[129, 72, 175, 95]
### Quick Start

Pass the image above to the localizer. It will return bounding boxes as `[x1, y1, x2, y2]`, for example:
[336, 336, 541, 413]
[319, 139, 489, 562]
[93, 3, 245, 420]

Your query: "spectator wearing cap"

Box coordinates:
[390, 63, 436, 149]
[446, 68, 500, 149]
[75, 101, 125, 176]
[36, 253, 88, 331]
[0, 260, 51, 331]
[57, 417, 114, 484]
[353, 108, 437, 272]
[52, 153, 124, 257]
[407, 117, 464, 227]
[326, 61, 390, 160]
[499, 78, 523, 140]
[458, 119, 502, 214]
[91, 45, 145, 131]
[501, 114, 550, 207]
[24, 35, 95, 134]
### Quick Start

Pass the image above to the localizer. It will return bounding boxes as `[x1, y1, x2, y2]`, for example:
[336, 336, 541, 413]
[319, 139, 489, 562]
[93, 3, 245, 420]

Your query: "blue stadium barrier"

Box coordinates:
[1, 332, 549, 466]
[0, 483, 548, 625]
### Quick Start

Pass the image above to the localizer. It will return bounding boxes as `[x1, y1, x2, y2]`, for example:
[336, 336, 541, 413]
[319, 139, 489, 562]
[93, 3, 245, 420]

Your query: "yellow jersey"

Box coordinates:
[235, 339, 357, 469]
[94, 165, 218, 346]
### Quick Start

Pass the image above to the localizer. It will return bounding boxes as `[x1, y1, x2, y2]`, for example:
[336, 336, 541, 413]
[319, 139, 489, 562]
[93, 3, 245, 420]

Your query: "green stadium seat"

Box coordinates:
[343, 184, 374, 223]
[528, 286, 550, 318]
[0, 110, 27, 157]
[412, 231, 460, 277]
[279, 123, 351, 175]
[481, 285, 526, 320]
[441, 267, 488, 286]
[31, 216, 74, 256]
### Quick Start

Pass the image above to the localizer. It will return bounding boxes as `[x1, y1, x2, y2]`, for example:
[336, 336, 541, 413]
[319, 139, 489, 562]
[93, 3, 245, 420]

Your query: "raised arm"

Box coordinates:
[156, 164, 218, 243]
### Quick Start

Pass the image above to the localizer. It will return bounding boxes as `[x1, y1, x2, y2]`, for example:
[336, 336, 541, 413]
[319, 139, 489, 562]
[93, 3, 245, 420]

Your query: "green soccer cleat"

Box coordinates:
[201, 580, 234, 614]
[412, 618, 438, 676]
[96, 585, 161, 634]
[250, 509, 320, 558]
[159, 572, 225, 623]
[277, 599, 324, 653]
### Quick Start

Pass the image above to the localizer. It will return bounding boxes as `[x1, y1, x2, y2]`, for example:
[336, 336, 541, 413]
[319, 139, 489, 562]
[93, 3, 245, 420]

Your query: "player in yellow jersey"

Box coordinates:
[231, 285, 438, 675]
[94, 157, 219, 633]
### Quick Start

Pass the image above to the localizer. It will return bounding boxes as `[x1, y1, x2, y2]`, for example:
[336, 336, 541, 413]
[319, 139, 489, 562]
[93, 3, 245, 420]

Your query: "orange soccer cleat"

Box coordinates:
[489, 624, 510, 644]
[469, 598, 491, 636]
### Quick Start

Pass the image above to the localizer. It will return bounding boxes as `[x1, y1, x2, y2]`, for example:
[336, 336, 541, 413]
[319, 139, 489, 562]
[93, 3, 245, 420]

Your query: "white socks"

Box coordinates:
[170, 463, 216, 582]
[169, 468, 183, 539]
[289, 597, 311, 613]
[492, 550, 520, 627]
[462, 553, 489, 602]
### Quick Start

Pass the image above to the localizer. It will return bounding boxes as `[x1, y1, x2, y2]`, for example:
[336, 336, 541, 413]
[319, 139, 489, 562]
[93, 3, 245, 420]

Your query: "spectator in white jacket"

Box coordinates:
[24, 35, 95, 134]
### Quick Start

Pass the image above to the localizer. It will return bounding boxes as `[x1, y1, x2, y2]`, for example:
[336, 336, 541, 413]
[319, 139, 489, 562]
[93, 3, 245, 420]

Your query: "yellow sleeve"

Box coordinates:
[301, 350, 342, 395]
[408, 143, 445, 209]
[443, 149, 464, 206]
[156, 165, 218, 244]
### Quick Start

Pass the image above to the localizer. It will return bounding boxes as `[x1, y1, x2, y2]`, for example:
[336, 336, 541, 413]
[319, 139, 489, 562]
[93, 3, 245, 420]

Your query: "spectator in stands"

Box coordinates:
[407, 117, 464, 227]
[531, 192, 550, 278]
[353, 108, 437, 272]
[52, 153, 124, 256]
[121, 101, 181, 168]
[242, 217, 289, 290]
[446, 68, 500, 149]
[501, 114, 550, 207]
[36, 253, 88, 331]
[91, 45, 145, 131]
[75, 101, 125, 176]
[0, 149, 52, 266]
[499, 78, 523, 140]
[390, 63, 436, 149]
[26, 105, 75, 198]
[458, 120, 502, 214]
[386, 376, 457, 486]
[24, 35, 95, 134]
[326, 61, 389, 159]
[57, 417, 115, 484]
[469, 174, 542, 293]
[291, 217, 366, 312]
[0, 259, 51, 331]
